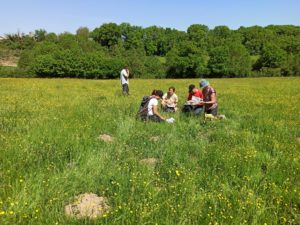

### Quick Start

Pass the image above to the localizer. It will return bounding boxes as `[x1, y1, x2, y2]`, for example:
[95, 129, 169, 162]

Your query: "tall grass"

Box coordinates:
[0, 77, 299, 224]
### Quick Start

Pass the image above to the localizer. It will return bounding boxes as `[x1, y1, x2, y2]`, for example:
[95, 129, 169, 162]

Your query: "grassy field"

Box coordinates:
[0, 77, 299, 225]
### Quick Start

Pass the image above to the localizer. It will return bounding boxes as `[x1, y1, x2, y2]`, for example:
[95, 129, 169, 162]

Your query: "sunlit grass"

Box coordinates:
[0, 77, 299, 224]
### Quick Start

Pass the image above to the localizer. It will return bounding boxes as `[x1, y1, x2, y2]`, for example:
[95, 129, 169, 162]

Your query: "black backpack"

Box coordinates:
[136, 96, 151, 121]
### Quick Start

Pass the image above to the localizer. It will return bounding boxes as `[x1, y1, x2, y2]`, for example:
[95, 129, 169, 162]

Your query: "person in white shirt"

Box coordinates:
[161, 86, 178, 112]
[147, 90, 166, 122]
[120, 66, 129, 95]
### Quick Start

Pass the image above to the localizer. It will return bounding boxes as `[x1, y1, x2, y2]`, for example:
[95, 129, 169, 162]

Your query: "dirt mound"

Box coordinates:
[0, 59, 18, 67]
[65, 193, 109, 219]
[140, 158, 159, 168]
[97, 134, 113, 143]
[149, 136, 160, 142]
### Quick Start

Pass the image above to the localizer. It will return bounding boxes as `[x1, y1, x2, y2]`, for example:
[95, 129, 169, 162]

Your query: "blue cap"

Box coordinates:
[199, 79, 209, 89]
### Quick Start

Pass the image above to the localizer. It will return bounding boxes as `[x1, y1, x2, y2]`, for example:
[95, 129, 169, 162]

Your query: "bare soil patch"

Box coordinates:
[97, 134, 113, 143]
[65, 193, 109, 219]
[140, 158, 159, 168]
[149, 136, 160, 142]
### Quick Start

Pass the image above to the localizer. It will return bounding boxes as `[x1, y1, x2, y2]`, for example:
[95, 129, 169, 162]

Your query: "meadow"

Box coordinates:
[0, 77, 299, 225]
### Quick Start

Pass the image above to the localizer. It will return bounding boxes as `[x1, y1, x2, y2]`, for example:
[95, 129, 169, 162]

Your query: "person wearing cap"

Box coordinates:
[120, 66, 129, 95]
[182, 84, 204, 115]
[199, 79, 218, 116]
[147, 90, 166, 122]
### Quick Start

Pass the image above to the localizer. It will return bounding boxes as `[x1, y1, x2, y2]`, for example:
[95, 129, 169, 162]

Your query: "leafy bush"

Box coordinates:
[31, 49, 125, 79]
[143, 56, 166, 79]
[166, 41, 208, 78]
[0, 66, 30, 77]
[208, 43, 252, 78]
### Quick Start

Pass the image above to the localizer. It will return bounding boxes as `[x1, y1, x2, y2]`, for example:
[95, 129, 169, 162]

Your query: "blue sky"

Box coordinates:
[0, 0, 299, 36]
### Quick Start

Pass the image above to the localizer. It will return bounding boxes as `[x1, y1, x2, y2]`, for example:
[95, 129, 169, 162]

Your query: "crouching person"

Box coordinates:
[199, 79, 218, 116]
[148, 90, 166, 122]
[161, 86, 178, 112]
[182, 84, 204, 115]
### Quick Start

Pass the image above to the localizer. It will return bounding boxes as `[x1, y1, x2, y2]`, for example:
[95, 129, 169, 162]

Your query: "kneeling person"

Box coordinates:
[199, 79, 218, 116]
[148, 90, 166, 122]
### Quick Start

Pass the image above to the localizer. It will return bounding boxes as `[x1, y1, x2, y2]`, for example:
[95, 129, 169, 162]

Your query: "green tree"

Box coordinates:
[166, 41, 208, 78]
[144, 56, 165, 78]
[227, 43, 252, 77]
[58, 32, 78, 50]
[207, 46, 230, 77]
[187, 24, 209, 49]
[18, 41, 59, 70]
[255, 44, 287, 69]
[45, 32, 58, 42]
[76, 27, 90, 41]
[34, 29, 47, 42]
[142, 26, 169, 56]
[238, 26, 274, 55]
[282, 53, 300, 76]
[161, 28, 187, 56]
[91, 23, 121, 48]
[208, 43, 251, 77]
[119, 23, 143, 50]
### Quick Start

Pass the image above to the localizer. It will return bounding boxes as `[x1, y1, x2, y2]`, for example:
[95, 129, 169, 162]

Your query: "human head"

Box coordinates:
[199, 79, 209, 89]
[188, 84, 195, 93]
[124, 65, 128, 69]
[151, 89, 164, 99]
[168, 86, 175, 95]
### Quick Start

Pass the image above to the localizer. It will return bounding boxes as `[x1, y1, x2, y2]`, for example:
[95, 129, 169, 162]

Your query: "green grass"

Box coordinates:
[0, 77, 299, 224]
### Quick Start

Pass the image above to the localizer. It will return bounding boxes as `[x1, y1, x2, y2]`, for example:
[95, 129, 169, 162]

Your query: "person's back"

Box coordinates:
[147, 98, 158, 116]
[147, 90, 166, 122]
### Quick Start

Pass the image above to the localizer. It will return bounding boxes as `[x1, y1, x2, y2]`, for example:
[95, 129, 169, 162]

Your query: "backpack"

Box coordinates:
[136, 96, 151, 121]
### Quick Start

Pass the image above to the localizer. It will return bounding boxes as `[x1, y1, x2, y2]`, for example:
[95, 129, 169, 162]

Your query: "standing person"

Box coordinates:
[148, 90, 166, 122]
[182, 84, 204, 115]
[199, 79, 218, 116]
[161, 86, 178, 112]
[120, 66, 129, 95]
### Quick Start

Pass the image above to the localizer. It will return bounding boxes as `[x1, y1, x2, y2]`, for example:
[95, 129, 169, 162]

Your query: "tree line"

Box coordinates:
[1, 23, 299, 78]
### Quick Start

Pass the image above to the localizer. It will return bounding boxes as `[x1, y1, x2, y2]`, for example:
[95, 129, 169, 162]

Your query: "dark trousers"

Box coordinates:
[206, 106, 218, 116]
[162, 106, 175, 112]
[148, 115, 164, 123]
[122, 83, 129, 95]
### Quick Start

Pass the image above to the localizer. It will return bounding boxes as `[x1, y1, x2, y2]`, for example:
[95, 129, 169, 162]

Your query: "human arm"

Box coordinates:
[174, 95, 178, 105]
[161, 94, 168, 106]
[152, 105, 165, 121]
[203, 93, 216, 105]
[121, 69, 129, 79]
[125, 69, 129, 77]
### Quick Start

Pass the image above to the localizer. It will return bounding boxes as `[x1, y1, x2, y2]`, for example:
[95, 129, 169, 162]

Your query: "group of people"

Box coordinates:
[120, 66, 218, 123]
